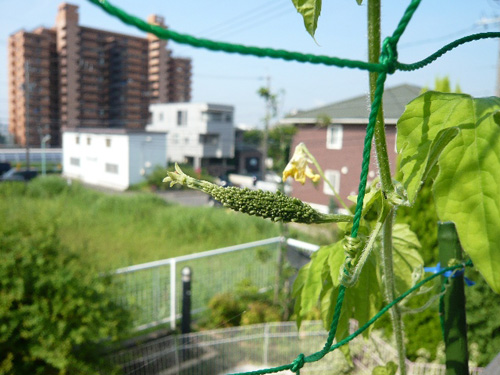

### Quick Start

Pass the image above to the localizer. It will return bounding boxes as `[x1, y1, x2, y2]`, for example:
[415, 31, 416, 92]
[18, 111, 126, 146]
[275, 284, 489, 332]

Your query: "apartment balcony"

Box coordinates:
[148, 73, 160, 81]
[125, 96, 142, 105]
[126, 64, 146, 74]
[80, 85, 99, 94]
[127, 38, 146, 49]
[79, 76, 98, 85]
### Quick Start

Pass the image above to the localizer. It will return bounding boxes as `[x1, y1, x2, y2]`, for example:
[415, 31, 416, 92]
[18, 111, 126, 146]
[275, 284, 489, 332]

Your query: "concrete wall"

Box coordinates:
[147, 102, 234, 166]
[63, 130, 166, 190]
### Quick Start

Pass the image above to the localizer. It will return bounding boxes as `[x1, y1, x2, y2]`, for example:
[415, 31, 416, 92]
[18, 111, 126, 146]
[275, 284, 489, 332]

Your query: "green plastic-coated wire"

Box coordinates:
[396, 32, 500, 71]
[88, 0, 385, 73]
[350, 72, 387, 238]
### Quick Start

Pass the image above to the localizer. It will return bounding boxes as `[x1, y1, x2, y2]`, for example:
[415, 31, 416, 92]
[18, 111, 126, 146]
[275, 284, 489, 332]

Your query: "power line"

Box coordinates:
[399, 25, 479, 49]
[195, 73, 264, 81]
[195, 1, 289, 37]
[209, 7, 293, 40]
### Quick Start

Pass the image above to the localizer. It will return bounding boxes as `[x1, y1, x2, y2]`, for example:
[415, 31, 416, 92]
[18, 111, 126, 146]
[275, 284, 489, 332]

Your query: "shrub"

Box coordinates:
[465, 268, 500, 366]
[206, 293, 244, 328]
[0, 181, 26, 197]
[26, 175, 70, 198]
[241, 302, 281, 325]
[0, 215, 131, 374]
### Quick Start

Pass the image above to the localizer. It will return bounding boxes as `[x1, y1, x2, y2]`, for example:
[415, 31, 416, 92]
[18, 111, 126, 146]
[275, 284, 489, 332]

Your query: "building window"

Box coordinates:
[172, 134, 179, 144]
[158, 112, 164, 122]
[326, 124, 343, 150]
[323, 170, 340, 195]
[206, 111, 222, 122]
[70, 157, 80, 166]
[106, 138, 111, 147]
[75, 136, 80, 144]
[199, 133, 219, 146]
[105, 163, 119, 174]
[177, 110, 187, 126]
[86, 137, 91, 145]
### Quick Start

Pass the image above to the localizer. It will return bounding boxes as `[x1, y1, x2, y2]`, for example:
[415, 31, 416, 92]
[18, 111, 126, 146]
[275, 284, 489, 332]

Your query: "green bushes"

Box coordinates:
[26, 175, 71, 198]
[0, 212, 131, 374]
[0, 176, 281, 270]
[203, 280, 283, 329]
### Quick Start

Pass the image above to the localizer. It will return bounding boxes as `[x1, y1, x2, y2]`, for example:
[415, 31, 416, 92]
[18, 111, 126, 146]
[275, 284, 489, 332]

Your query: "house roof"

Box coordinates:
[282, 84, 421, 125]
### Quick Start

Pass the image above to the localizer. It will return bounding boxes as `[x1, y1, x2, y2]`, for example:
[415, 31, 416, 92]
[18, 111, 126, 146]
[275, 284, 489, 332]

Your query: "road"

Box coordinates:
[156, 189, 209, 206]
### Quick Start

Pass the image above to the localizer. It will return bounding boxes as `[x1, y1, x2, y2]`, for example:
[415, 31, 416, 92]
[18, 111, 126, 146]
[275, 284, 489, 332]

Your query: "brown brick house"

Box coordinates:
[280, 84, 421, 213]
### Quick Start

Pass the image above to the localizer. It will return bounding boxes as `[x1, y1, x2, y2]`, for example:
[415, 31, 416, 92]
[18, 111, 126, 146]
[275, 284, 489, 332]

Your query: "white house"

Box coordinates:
[146, 102, 234, 176]
[62, 128, 167, 190]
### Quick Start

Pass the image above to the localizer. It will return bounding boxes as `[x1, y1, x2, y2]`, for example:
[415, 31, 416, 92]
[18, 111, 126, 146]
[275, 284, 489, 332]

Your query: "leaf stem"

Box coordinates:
[382, 209, 407, 375]
[368, 0, 394, 195]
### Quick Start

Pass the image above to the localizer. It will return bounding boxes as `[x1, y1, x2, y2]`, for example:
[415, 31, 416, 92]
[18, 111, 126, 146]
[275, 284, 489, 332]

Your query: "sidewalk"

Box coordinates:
[155, 189, 209, 206]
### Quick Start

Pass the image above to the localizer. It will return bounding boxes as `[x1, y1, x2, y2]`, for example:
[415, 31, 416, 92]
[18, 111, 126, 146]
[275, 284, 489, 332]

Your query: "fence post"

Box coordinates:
[181, 267, 192, 334]
[263, 323, 270, 366]
[438, 221, 469, 375]
[170, 259, 177, 330]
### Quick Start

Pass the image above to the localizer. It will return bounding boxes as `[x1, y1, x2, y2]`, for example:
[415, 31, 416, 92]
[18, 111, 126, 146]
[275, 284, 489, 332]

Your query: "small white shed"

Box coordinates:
[62, 128, 167, 190]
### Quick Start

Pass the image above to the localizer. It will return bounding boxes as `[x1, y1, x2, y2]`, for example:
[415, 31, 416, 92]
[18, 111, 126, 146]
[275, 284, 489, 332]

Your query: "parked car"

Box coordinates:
[0, 168, 38, 182]
[207, 177, 232, 207]
[0, 162, 11, 176]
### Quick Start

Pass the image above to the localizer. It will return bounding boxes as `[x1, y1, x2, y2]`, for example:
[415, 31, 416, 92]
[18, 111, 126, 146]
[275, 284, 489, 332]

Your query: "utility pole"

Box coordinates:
[25, 61, 30, 170]
[260, 75, 271, 180]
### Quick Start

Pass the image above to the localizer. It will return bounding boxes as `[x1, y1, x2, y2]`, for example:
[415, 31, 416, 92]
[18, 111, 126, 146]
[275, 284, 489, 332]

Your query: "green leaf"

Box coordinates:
[348, 251, 383, 337]
[397, 92, 469, 203]
[292, 244, 332, 326]
[291, 0, 322, 39]
[372, 361, 398, 375]
[392, 224, 424, 295]
[322, 249, 383, 338]
[397, 92, 500, 293]
[329, 241, 346, 287]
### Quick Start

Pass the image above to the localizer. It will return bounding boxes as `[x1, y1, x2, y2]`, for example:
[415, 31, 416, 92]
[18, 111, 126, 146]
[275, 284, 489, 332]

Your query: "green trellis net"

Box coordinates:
[88, 0, 494, 373]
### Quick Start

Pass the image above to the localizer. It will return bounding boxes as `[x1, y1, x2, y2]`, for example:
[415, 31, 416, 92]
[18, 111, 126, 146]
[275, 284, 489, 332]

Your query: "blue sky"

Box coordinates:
[1, 0, 499, 129]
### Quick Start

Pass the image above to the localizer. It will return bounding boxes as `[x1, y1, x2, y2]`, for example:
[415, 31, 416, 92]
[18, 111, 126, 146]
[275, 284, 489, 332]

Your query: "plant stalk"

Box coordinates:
[381, 209, 407, 375]
[368, 1, 404, 371]
[368, 0, 394, 195]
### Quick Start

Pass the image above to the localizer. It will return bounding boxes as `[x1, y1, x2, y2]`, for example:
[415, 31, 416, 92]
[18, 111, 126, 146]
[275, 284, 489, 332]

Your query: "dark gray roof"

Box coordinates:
[284, 84, 421, 124]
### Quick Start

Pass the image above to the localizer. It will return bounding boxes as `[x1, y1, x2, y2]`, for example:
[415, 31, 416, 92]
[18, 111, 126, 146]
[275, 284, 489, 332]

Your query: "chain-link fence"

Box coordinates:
[111, 237, 319, 331]
[106, 321, 484, 375]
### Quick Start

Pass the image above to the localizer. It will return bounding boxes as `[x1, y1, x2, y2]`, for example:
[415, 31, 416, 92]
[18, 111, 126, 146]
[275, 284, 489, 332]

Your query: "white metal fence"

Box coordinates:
[107, 321, 484, 375]
[111, 237, 320, 331]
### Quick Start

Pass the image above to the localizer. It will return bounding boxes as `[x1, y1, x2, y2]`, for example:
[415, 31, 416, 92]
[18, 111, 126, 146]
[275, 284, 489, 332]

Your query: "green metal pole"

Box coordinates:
[438, 221, 469, 375]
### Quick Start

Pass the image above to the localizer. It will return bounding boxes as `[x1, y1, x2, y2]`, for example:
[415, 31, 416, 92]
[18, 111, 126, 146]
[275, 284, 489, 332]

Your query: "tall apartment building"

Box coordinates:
[8, 3, 192, 147]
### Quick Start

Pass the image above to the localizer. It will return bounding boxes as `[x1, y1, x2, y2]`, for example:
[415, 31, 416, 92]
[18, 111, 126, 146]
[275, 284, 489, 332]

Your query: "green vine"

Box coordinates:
[88, 0, 500, 374]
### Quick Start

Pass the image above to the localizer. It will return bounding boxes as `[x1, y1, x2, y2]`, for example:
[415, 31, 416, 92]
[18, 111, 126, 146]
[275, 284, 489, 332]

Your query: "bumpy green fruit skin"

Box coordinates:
[163, 164, 352, 224]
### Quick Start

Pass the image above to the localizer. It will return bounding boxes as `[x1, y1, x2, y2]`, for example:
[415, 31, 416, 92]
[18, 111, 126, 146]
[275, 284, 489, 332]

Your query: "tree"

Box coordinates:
[257, 84, 281, 178]
[0, 210, 131, 374]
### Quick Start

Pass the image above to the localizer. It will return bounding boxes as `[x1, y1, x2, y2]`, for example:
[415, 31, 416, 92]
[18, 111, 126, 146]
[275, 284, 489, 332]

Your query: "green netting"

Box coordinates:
[87, 0, 495, 373]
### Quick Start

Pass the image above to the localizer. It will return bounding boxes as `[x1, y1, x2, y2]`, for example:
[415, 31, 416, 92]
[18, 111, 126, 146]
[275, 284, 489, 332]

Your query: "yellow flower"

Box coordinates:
[283, 143, 321, 185]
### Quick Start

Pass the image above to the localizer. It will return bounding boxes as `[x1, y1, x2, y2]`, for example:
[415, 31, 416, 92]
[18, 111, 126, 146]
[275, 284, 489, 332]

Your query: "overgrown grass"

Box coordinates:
[0, 176, 323, 271]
